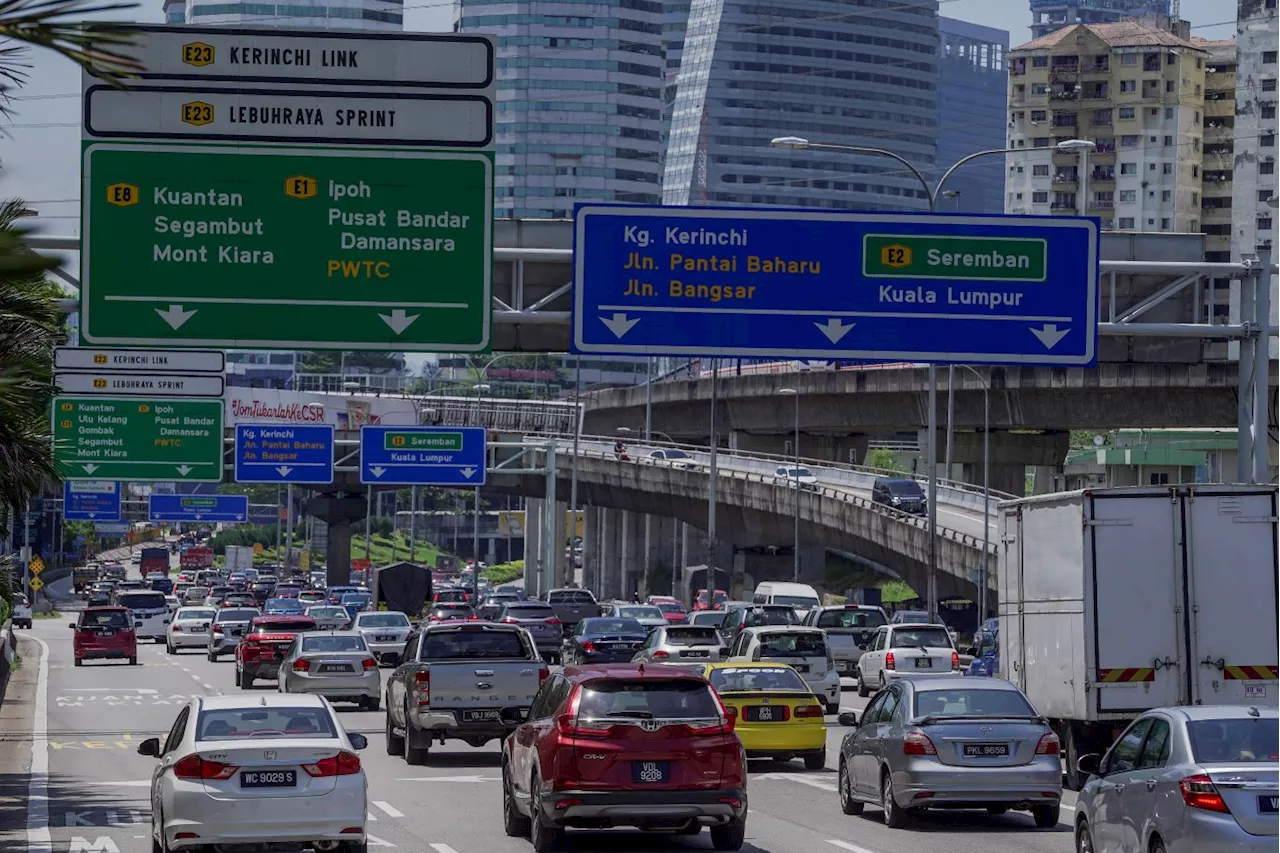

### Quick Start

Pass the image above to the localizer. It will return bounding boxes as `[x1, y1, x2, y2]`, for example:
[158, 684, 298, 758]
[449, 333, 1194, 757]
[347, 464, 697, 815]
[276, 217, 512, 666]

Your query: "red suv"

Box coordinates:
[72, 606, 137, 666]
[234, 615, 316, 688]
[499, 663, 747, 851]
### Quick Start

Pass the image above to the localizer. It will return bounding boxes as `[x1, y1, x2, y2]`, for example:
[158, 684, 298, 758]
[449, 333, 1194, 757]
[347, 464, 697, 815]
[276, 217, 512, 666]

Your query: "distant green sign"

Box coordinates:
[863, 234, 1048, 283]
[53, 396, 224, 481]
[384, 431, 464, 451]
[81, 143, 493, 352]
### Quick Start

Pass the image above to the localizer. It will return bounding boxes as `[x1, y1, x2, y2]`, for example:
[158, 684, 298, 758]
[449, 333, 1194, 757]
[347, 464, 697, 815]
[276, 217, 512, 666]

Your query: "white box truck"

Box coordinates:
[997, 484, 1278, 789]
[224, 545, 255, 574]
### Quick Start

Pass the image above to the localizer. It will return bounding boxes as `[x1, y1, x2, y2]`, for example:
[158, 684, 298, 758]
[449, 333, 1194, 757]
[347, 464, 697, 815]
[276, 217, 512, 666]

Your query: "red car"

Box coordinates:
[499, 663, 747, 851]
[647, 597, 689, 624]
[693, 589, 729, 611]
[234, 615, 317, 689]
[72, 606, 137, 666]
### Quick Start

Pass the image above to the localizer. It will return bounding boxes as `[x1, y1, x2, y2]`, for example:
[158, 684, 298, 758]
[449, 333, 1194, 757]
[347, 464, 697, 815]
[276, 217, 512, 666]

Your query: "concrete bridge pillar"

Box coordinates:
[552, 500, 569, 587]
[597, 508, 623, 600]
[619, 511, 643, 601]
[304, 493, 367, 587]
[736, 546, 827, 597]
[581, 505, 601, 592]
[524, 498, 545, 597]
[944, 429, 1070, 499]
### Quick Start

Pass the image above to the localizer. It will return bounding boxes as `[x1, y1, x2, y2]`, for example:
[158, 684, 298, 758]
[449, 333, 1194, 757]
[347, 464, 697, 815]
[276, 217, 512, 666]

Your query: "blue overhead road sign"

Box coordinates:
[63, 481, 121, 521]
[572, 204, 1099, 366]
[149, 494, 249, 523]
[360, 426, 487, 486]
[234, 424, 335, 485]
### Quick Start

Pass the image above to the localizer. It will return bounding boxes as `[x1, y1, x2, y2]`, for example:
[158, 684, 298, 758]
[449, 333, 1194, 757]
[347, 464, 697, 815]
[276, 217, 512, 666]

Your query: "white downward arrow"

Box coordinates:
[1030, 323, 1070, 349]
[87, 512, 96, 519]
[600, 312, 639, 338]
[814, 318, 855, 344]
[460, 467, 476, 479]
[275, 466, 293, 477]
[82, 464, 98, 474]
[194, 513, 204, 520]
[378, 309, 419, 335]
[369, 466, 386, 478]
[156, 304, 197, 329]
[175, 465, 193, 476]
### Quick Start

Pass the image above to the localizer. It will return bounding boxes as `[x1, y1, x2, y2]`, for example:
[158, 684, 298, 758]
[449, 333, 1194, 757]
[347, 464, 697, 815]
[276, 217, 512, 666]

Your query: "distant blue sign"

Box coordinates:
[94, 520, 128, 535]
[63, 480, 121, 521]
[149, 494, 249, 523]
[359, 426, 487, 486]
[234, 424, 335, 484]
[572, 204, 1099, 366]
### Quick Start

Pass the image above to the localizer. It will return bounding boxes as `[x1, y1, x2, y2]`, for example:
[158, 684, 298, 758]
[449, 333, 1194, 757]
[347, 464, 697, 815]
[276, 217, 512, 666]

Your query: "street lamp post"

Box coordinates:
[779, 388, 800, 582]
[956, 365, 992, 629]
[768, 135, 1087, 620]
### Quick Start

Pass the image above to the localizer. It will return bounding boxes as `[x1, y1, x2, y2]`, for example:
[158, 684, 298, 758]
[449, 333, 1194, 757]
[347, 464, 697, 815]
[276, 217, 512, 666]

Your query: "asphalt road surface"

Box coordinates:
[7, 607, 1080, 853]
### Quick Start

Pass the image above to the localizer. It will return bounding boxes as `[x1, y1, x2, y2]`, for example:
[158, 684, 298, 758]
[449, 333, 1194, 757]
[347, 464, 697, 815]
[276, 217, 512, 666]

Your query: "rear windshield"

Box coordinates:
[216, 609, 259, 622]
[745, 608, 797, 627]
[432, 607, 474, 618]
[891, 627, 953, 649]
[617, 606, 664, 620]
[895, 611, 930, 622]
[547, 590, 596, 604]
[420, 629, 530, 660]
[265, 598, 303, 610]
[118, 592, 167, 610]
[578, 679, 720, 720]
[768, 595, 820, 608]
[196, 707, 337, 741]
[177, 608, 216, 621]
[357, 613, 410, 628]
[1188, 719, 1279, 763]
[913, 689, 1037, 718]
[758, 632, 827, 657]
[817, 609, 887, 629]
[664, 626, 721, 645]
[506, 604, 556, 619]
[580, 618, 645, 634]
[690, 612, 726, 626]
[655, 602, 686, 614]
[302, 635, 367, 653]
[252, 620, 315, 634]
[187, 587, 210, 597]
[80, 610, 130, 629]
[710, 666, 809, 693]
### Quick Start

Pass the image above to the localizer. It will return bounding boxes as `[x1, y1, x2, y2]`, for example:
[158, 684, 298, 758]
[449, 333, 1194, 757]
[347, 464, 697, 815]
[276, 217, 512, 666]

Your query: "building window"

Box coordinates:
[1264, 51, 1277, 65]
[1030, 109, 1047, 121]
[1121, 54, 1137, 65]
[1164, 106, 1174, 119]
[1119, 217, 1135, 228]
[1121, 162, 1137, 175]
[1263, 133, 1277, 148]
[1192, 192, 1198, 205]
[1164, 135, 1173, 146]
[1166, 53, 1177, 66]
[1261, 190, 1274, 203]
[1165, 80, 1175, 93]
[1119, 106, 1136, 120]
[1193, 165, 1200, 177]
[1032, 56, 1048, 67]
[1032, 83, 1048, 95]
[1263, 104, 1277, 120]
[1121, 134, 1139, 147]
[1015, 192, 1023, 200]
[1161, 218, 1171, 230]
[1262, 161, 1276, 175]
[1260, 217, 1274, 232]
[1162, 189, 1171, 201]
[1032, 191, 1048, 203]
[1033, 137, 1049, 147]
[1149, 472, 1170, 485]
[1163, 163, 1173, 175]
[1033, 164, 1050, 176]
[1263, 79, 1278, 92]
[1120, 80, 1136, 93]
[1119, 190, 1136, 203]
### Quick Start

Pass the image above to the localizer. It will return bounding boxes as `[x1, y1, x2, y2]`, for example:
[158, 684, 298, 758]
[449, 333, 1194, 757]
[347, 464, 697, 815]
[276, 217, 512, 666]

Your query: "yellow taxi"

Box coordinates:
[700, 661, 829, 770]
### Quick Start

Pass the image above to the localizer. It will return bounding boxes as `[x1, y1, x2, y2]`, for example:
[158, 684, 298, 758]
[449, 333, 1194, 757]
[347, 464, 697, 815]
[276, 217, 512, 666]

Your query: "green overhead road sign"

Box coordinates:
[862, 234, 1048, 283]
[81, 143, 492, 351]
[53, 396, 224, 481]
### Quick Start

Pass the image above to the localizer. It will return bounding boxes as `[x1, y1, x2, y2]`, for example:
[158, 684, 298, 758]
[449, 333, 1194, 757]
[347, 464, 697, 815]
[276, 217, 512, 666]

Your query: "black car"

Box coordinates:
[871, 477, 927, 515]
[560, 616, 649, 665]
[476, 591, 521, 621]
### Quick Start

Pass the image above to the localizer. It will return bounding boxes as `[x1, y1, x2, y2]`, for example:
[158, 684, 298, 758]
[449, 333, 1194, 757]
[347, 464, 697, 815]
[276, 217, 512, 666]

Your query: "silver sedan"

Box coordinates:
[837, 675, 1062, 828]
[305, 605, 351, 631]
[1074, 705, 1278, 853]
[632, 624, 729, 664]
[276, 631, 380, 710]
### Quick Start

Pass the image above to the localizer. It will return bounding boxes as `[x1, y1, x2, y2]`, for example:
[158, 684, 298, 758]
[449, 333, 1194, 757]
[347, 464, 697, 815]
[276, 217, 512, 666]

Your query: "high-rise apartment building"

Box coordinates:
[1029, 0, 1169, 40]
[1195, 36, 1238, 263]
[662, 0, 938, 211]
[1005, 20, 1209, 233]
[937, 18, 1009, 214]
[1231, 0, 1278, 262]
[455, 0, 665, 219]
[163, 0, 402, 28]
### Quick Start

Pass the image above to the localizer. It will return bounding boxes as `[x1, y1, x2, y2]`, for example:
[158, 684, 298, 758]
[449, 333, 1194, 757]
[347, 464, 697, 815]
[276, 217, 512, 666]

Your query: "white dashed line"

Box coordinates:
[372, 802, 404, 819]
[428, 845, 461, 853]
[201, 683, 214, 691]
[827, 840, 880, 853]
[367, 834, 395, 848]
[366, 811, 378, 822]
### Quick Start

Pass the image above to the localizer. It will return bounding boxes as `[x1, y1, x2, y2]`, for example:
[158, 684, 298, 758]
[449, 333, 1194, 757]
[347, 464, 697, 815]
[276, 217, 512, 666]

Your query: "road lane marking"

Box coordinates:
[367, 835, 394, 848]
[201, 683, 214, 691]
[429, 845, 461, 853]
[754, 772, 838, 792]
[827, 840, 879, 853]
[69, 837, 120, 852]
[27, 634, 52, 853]
[62, 688, 158, 694]
[372, 802, 404, 818]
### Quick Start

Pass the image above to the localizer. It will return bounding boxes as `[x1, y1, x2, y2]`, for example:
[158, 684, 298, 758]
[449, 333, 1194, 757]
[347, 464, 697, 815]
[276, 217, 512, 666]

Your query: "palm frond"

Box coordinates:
[0, 0, 140, 104]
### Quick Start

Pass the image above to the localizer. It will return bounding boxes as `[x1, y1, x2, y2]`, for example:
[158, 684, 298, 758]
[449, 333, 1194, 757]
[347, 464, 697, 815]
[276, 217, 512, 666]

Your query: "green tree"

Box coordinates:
[864, 447, 907, 473]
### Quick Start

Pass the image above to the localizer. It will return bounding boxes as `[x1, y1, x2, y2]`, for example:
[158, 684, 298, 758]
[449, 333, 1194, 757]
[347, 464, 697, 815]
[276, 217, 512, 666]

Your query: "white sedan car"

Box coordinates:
[166, 607, 218, 654]
[139, 694, 368, 853]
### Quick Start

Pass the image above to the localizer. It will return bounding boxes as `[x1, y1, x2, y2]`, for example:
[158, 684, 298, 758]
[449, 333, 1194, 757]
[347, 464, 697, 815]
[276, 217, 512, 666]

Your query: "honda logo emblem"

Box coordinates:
[263, 750, 277, 760]
[640, 720, 662, 732]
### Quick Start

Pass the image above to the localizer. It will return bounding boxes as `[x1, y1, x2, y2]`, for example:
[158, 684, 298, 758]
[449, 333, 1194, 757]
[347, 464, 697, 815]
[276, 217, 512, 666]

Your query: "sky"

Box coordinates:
[0, 0, 1240, 281]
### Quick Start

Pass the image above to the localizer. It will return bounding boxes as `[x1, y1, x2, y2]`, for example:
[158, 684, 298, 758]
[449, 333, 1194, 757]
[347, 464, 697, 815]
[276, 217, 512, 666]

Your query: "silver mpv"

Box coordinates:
[276, 631, 381, 710]
[837, 675, 1062, 829]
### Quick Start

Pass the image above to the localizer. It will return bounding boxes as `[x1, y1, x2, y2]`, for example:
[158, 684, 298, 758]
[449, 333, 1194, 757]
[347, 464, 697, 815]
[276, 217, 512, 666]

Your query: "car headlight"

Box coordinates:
[891, 497, 900, 505]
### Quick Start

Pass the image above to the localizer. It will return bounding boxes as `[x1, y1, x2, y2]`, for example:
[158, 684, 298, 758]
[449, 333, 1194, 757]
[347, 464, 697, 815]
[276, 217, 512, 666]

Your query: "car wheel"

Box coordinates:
[340, 841, 367, 853]
[986, 806, 1008, 815]
[1075, 821, 1095, 853]
[856, 670, 869, 698]
[151, 807, 167, 853]
[1149, 838, 1166, 853]
[502, 763, 530, 837]
[74, 658, 83, 667]
[384, 708, 404, 755]
[1032, 803, 1060, 829]
[403, 711, 429, 765]
[363, 696, 380, 712]
[709, 817, 746, 851]
[826, 702, 840, 716]
[838, 759, 864, 815]
[127, 656, 137, 666]
[881, 772, 908, 828]
[166, 642, 175, 655]
[207, 650, 217, 662]
[529, 773, 563, 852]
[241, 670, 254, 690]
[803, 747, 826, 771]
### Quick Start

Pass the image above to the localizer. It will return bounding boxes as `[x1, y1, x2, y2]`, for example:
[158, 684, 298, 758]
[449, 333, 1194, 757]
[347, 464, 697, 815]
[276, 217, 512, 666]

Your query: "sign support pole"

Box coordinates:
[544, 443, 558, 599]
[927, 366, 939, 621]
[284, 484, 294, 571]
[408, 486, 418, 563]
[706, 360, 719, 588]
[1252, 245, 1272, 483]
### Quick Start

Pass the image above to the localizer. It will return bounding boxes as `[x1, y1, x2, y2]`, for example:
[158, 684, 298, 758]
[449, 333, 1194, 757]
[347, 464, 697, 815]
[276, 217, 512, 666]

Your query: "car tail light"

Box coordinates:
[413, 670, 430, 706]
[173, 754, 237, 780]
[1035, 732, 1060, 755]
[427, 614, 440, 622]
[500, 617, 519, 624]
[885, 652, 896, 670]
[292, 659, 311, 672]
[951, 651, 960, 671]
[212, 625, 224, 634]
[545, 617, 561, 626]
[362, 658, 378, 671]
[1180, 774, 1230, 813]
[903, 730, 937, 756]
[302, 751, 361, 777]
[793, 704, 824, 718]
[582, 640, 596, 653]
[652, 650, 670, 659]
[539, 667, 551, 685]
[172, 625, 183, 633]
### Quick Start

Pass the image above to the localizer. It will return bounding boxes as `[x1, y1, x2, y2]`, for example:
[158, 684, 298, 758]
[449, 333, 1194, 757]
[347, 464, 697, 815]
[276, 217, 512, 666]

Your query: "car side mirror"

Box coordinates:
[838, 712, 859, 728]
[136, 737, 161, 757]
[68, 623, 77, 630]
[136, 621, 144, 628]
[964, 645, 978, 657]
[719, 647, 731, 657]
[1077, 753, 1102, 776]
[348, 733, 368, 751]
[499, 707, 528, 725]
